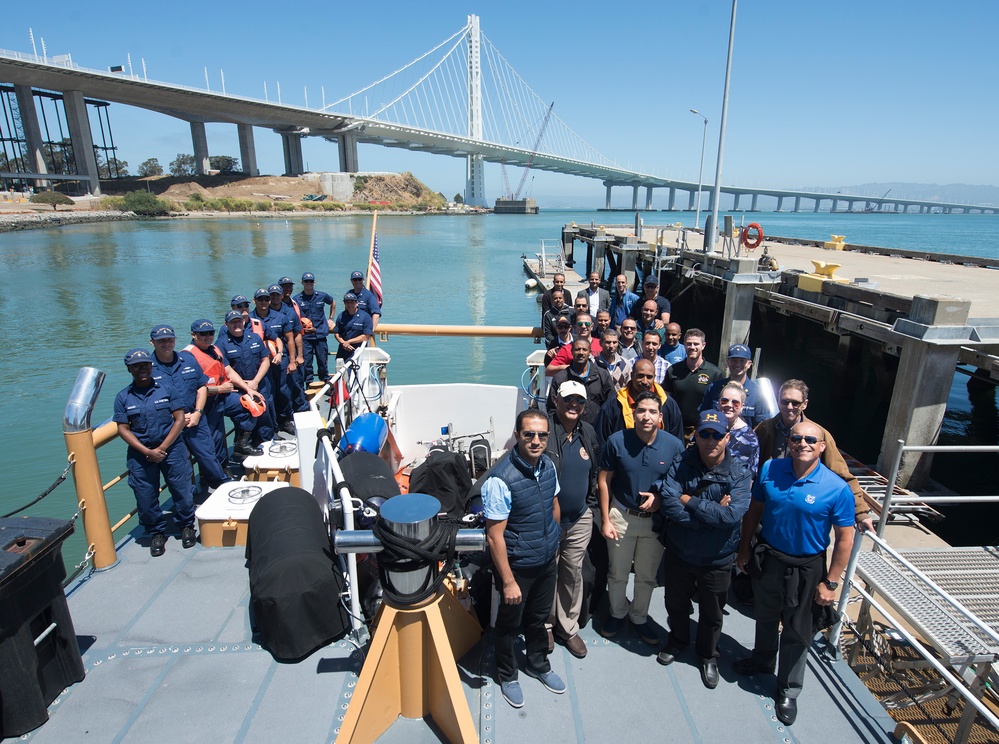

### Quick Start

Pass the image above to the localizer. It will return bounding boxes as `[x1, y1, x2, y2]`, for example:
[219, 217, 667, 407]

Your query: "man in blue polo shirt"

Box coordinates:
[114, 348, 196, 556]
[735, 421, 855, 726]
[295, 271, 336, 384]
[598, 390, 684, 644]
[333, 292, 373, 362]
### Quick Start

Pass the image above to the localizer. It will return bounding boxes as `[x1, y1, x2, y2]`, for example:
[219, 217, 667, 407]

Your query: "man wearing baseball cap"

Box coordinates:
[251, 287, 294, 435]
[114, 348, 197, 556]
[215, 312, 275, 448]
[544, 380, 601, 659]
[654, 409, 752, 689]
[271, 283, 307, 417]
[149, 324, 232, 490]
[347, 270, 381, 329]
[629, 274, 671, 327]
[333, 292, 373, 362]
[295, 271, 337, 384]
[698, 343, 777, 428]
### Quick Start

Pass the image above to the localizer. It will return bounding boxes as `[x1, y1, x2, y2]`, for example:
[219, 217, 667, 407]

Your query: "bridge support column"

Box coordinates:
[848, 201, 856, 212]
[813, 198, 821, 213]
[645, 186, 654, 211]
[191, 122, 210, 175]
[605, 183, 612, 210]
[733, 193, 741, 211]
[832, 199, 839, 213]
[281, 132, 305, 176]
[878, 296, 972, 489]
[793, 196, 801, 212]
[237, 124, 258, 176]
[751, 193, 758, 211]
[465, 154, 485, 207]
[687, 190, 695, 211]
[63, 90, 100, 195]
[719, 257, 759, 368]
[776, 196, 784, 212]
[668, 187, 675, 211]
[338, 131, 359, 173]
[14, 85, 48, 184]
[631, 185, 639, 211]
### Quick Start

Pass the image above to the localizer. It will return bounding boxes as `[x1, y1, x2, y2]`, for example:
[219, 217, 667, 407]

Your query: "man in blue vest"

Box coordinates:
[483, 409, 564, 709]
[114, 348, 196, 556]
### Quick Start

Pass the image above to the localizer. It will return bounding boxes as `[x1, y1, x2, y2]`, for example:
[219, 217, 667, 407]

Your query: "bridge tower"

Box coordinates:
[465, 14, 486, 207]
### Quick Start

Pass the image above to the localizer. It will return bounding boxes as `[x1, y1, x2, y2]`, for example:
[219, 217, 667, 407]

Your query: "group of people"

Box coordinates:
[484, 270, 871, 726]
[113, 269, 381, 557]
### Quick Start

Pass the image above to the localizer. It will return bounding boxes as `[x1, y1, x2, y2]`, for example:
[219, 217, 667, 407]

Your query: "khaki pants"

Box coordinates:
[606, 505, 663, 624]
[549, 509, 594, 639]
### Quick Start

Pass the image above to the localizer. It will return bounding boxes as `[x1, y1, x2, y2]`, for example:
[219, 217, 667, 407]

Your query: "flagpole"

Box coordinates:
[365, 210, 378, 291]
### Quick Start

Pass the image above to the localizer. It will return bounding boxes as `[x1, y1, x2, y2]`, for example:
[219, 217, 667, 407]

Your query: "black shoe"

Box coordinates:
[181, 526, 197, 549]
[234, 431, 264, 458]
[150, 534, 167, 557]
[279, 419, 296, 436]
[656, 643, 683, 666]
[775, 695, 797, 725]
[700, 658, 719, 689]
[733, 657, 774, 676]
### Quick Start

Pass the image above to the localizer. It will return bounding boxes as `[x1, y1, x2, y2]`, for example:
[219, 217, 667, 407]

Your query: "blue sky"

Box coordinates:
[6, 1, 997, 204]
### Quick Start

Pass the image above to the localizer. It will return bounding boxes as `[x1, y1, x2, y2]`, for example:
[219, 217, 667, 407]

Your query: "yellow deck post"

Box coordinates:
[337, 589, 482, 743]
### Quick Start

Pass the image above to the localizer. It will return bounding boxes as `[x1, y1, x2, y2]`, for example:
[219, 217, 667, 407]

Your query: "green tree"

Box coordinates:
[42, 139, 74, 174]
[453, 193, 464, 204]
[30, 191, 74, 210]
[138, 158, 163, 177]
[169, 153, 196, 177]
[121, 190, 169, 216]
[95, 151, 129, 179]
[209, 155, 240, 174]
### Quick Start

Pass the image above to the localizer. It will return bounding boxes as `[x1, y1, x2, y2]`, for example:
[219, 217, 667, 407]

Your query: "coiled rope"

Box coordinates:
[372, 516, 463, 605]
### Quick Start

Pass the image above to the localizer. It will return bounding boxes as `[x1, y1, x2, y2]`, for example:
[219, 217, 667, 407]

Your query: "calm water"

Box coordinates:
[1, 208, 996, 567]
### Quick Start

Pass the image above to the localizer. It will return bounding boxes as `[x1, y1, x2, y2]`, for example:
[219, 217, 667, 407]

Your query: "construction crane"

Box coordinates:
[865, 188, 892, 213]
[513, 102, 554, 200]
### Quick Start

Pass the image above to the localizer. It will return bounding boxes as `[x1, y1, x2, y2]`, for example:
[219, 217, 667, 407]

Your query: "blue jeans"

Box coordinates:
[302, 336, 329, 383]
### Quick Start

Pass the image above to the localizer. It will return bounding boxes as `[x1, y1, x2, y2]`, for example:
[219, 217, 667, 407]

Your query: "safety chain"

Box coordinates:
[1, 456, 76, 519]
[839, 614, 956, 741]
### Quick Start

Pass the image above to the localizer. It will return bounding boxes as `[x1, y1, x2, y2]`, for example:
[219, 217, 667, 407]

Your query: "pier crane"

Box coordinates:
[495, 103, 553, 213]
[865, 188, 892, 213]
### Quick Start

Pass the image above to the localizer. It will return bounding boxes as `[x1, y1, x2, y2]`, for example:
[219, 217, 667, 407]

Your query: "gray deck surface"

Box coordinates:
[10, 529, 898, 744]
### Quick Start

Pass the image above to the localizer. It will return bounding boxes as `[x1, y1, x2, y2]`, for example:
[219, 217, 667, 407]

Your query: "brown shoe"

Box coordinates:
[558, 633, 588, 659]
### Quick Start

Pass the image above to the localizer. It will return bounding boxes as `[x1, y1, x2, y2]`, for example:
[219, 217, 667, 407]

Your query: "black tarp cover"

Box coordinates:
[246, 488, 350, 661]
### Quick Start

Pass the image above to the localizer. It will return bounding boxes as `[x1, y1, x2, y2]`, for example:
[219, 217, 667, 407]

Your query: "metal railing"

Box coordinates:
[536, 239, 565, 278]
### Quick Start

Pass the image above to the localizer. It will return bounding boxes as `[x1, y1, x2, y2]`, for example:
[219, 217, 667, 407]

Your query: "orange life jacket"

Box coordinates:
[184, 344, 229, 387]
[248, 316, 280, 363]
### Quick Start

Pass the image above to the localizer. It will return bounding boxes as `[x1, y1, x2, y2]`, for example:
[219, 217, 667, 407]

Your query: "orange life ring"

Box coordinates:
[741, 222, 764, 250]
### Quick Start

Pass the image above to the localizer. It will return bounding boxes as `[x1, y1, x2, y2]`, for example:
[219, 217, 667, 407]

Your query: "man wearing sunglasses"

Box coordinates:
[754, 379, 873, 531]
[541, 289, 573, 347]
[734, 421, 855, 725]
[595, 358, 684, 445]
[545, 339, 612, 423]
[655, 410, 752, 689]
[294, 272, 336, 385]
[545, 313, 602, 375]
[483, 410, 564, 708]
[545, 381, 601, 660]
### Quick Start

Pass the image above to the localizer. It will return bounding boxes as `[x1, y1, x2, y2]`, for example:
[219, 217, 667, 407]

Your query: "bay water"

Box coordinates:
[0, 208, 996, 568]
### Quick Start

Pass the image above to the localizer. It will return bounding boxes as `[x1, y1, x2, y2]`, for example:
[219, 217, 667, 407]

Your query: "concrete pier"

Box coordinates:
[63, 90, 100, 195]
[281, 132, 305, 176]
[237, 124, 257, 176]
[14, 85, 47, 182]
[191, 122, 210, 175]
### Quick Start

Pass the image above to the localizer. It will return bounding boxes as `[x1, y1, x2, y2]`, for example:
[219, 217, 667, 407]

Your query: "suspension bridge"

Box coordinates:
[0, 16, 995, 213]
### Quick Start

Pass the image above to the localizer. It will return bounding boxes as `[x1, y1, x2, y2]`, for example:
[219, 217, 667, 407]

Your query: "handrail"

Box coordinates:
[377, 322, 541, 340]
[878, 440, 999, 537]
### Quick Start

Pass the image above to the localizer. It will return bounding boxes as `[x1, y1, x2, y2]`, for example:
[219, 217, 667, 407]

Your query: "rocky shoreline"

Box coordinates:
[0, 210, 140, 232]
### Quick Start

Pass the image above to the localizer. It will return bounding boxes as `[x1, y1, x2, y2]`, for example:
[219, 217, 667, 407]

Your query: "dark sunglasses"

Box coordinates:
[520, 431, 549, 440]
[789, 434, 822, 445]
[195, 331, 215, 337]
[234, 303, 250, 309]
[563, 396, 586, 406]
[576, 322, 591, 328]
[718, 397, 743, 406]
[697, 430, 726, 441]
[780, 398, 805, 408]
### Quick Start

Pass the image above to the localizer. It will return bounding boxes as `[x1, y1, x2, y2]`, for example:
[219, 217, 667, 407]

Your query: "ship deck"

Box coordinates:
[12, 526, 899, 744]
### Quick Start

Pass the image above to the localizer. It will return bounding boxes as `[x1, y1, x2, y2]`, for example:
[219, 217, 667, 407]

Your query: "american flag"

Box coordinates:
[368, 233, 383, 304]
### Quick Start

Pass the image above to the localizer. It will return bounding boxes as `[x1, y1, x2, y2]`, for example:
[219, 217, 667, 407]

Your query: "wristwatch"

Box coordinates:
[822, 579, 839, 590]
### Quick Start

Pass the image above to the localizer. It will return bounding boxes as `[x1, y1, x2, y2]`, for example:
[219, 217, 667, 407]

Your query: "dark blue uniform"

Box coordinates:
[252, 306, 293, 422]
[113, 380, 195, 536]
[151, 351, 229, 488]
[189, 343, 256, 465]
[282, 298, 309, 413]
[295, 289, 335, 383]
[346, 287, 381, 320]
[215, 331, 274, 442]
[334, 309, 373, 360]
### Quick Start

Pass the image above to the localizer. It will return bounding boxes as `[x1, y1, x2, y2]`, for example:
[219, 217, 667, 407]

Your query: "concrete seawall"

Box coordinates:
[0, 210, 138, 232]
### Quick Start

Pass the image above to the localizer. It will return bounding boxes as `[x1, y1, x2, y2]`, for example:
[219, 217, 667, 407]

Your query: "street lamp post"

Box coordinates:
[703, 0, 738, 253]
[690, 109, 708, 230]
